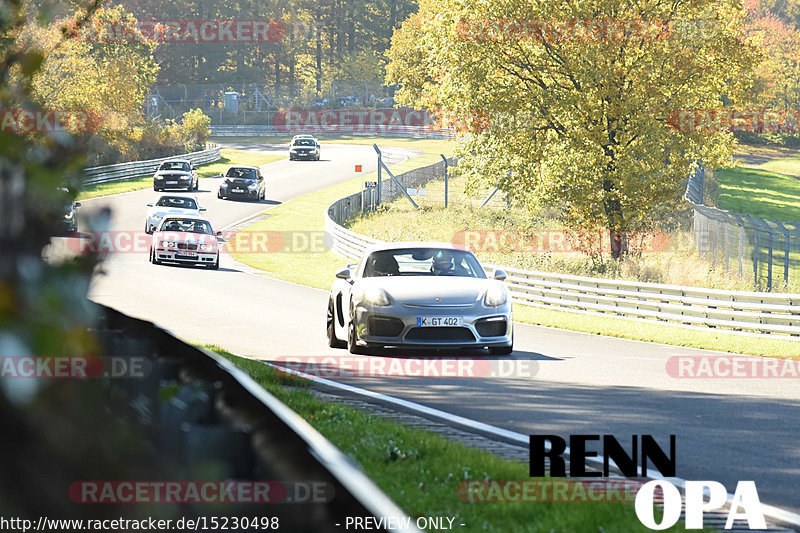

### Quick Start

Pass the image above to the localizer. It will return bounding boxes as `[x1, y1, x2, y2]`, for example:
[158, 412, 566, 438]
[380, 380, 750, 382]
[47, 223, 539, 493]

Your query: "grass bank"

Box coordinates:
[77, 149, 284, 200]
[209, 346, 690, 533]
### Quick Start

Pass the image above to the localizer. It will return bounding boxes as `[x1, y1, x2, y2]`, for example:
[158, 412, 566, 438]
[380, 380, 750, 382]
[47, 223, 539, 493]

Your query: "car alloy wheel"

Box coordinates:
[327, 299, 346, 348]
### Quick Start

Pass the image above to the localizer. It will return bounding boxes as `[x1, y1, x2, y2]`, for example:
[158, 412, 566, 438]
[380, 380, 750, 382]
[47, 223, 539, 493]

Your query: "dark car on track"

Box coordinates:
[218, 165, 266, 201]
[153, 160, 199, 192]
[288, 137, 321, 161]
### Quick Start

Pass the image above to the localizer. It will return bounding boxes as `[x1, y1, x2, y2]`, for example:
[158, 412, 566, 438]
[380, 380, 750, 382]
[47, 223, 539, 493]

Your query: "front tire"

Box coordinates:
[347, 322, 368, 355]
[327, 299, 346, 348]
[149, 247, 160, 265]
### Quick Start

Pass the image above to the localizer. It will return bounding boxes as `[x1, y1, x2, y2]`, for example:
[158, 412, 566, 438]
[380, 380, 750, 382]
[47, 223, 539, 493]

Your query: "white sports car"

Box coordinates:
[145, 195, 205, 234]
[327, 242, 513, 355]
[149, 215, 220, 269]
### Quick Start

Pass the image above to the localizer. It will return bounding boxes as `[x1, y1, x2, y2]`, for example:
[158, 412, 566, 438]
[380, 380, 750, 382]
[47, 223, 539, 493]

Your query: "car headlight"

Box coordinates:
[484, 284, 507, 307]
[180, 176, 189, 180]
[199, 243, 214, 251]
[247, 182, 258, 190]
[160, 241, 177, 249]
[364, 286, 392, 306]
[64, 211, 74, 220]
[155, 176, 163, 180]
[151, 214, 163, 221]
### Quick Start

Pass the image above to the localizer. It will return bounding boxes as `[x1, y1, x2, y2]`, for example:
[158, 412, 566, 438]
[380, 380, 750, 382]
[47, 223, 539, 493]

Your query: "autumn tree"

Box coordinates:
[387, 0, 760, 257]
[745, 0, 800, 110]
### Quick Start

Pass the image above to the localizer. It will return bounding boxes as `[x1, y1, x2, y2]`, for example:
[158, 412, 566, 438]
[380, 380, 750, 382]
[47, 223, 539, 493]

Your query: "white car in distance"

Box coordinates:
[145, 195, 206, 234]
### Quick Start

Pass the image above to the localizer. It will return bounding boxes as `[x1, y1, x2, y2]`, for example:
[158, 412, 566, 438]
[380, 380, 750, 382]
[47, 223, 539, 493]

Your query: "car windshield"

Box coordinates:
[226, 167, 257, 179]
[293, 139, 316, 146]
[363, 248, 486, 278]
[159, 162, 190, 172]
[159, 218, 213, 234]
[155, 196, 197, 209]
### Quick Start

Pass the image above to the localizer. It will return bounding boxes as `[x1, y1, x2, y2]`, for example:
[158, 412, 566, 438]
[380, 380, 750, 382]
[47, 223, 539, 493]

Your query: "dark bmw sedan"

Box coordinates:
[218, 165, 266, 201]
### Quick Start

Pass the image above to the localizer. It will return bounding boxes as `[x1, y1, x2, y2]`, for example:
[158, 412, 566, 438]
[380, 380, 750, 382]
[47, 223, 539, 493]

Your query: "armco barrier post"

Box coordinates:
[373, 144, 382, 206]
[441, 154, 449, 208]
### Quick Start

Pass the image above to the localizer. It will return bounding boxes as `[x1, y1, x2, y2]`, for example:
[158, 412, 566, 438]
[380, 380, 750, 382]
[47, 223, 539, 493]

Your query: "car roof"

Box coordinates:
[160, 159, 191, 164]
[225, 165, 260, 170]
[362, 241, 470, 255]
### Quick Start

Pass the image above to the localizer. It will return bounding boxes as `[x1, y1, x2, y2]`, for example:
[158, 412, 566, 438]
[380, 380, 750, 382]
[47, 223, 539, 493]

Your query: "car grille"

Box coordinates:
[368, 316, 404, 337]
[475, 317, 507, 337]
[404, 327, 476, 342]
[177, 243, 198, 251]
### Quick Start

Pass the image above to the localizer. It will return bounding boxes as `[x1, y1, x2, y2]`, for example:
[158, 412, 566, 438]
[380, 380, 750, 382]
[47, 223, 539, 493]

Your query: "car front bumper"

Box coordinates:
[352, 302, 513, 349]
[154, 249, 218, 266]
[220, 186, 259, 198]
[290, 151, 317, 160]
[154, 179, 193, 190]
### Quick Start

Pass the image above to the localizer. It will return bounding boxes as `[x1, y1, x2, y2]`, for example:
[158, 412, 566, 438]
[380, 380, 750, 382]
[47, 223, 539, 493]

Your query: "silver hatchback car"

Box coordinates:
[327, 243, 513, 355]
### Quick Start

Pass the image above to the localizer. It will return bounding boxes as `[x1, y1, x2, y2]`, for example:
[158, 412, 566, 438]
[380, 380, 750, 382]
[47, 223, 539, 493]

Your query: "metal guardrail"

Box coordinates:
[83, 145, 221, 186]
[326, 162, 800, 339]
[210, 125, 453, 139]
[96, 303, 421, 532]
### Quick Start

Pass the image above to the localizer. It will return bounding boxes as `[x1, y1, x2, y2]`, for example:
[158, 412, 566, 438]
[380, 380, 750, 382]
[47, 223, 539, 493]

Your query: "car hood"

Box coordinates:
[155, 170, 191, 177]
[360, 276, 496, 306]
[153, 230, 217, 244]
[148, 207, 199, 218]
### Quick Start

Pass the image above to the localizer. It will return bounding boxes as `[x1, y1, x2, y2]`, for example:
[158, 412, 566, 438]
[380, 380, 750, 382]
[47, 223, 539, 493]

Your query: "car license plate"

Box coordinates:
[176, 252, 197, 259]
[232, 188, 244, 193]
[417, 316, 463, 327]
[166, 181, 177, 185]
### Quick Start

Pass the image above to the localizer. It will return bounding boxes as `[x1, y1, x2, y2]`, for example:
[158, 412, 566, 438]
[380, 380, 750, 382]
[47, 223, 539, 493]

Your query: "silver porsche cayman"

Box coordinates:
[327, 242, 513, 355]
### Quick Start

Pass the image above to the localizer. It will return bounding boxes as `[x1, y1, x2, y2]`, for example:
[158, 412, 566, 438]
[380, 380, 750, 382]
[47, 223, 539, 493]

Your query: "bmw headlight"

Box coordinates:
[484, 284, 507, 307]
[199, 243, 213, 251]
[160, 241, 177, 249]
[364, 286, 392, 306]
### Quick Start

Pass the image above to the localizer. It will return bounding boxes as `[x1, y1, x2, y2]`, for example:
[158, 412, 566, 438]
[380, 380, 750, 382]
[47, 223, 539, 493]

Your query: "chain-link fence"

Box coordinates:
[147, 82, 394, 124]
[686, 165, 800, 290]
[369, 148, 508, 211]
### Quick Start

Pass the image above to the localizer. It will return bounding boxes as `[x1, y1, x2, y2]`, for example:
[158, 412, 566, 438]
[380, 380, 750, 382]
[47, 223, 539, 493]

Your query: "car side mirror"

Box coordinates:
[493, 269, 507, 281]
[74, 202, 81, 208]
[199, 207, 207, 211]
[146, 203, 154, 207]
[335, 268, 351, 281]
[154, 166, 160, 171]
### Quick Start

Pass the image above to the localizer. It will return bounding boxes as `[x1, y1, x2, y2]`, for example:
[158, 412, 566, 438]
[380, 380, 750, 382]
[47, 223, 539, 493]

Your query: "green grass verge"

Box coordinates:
[211, 134, 454, 157]
[714, 166, 800, 222]
[513, 305, 800, 359]
[207, 346, 688, 533]
[77, 149, 285, 200]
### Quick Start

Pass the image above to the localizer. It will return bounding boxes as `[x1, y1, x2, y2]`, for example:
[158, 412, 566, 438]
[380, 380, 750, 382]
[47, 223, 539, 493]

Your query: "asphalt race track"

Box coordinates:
[68, 141, 800, 516]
